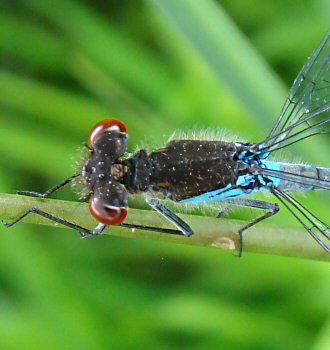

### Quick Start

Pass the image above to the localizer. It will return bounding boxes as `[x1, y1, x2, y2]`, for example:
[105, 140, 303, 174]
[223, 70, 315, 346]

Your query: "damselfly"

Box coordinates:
[4, 29, 330, 256]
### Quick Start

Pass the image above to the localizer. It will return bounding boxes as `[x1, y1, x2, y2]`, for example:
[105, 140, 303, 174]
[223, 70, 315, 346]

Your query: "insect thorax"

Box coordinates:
[123, 140, 250, 201]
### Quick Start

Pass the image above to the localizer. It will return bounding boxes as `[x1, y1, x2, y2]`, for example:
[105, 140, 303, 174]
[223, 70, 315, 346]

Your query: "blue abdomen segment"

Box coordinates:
[261, 161, 281, 187]
[181, 161, 281, 204]
[180, 184, 245, 204]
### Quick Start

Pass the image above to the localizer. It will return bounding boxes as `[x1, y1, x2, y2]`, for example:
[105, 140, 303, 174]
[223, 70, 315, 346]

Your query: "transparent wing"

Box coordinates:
[257, 28, 330, 154]
[260, 167, 330, 190]
[272, 188, 330, 254]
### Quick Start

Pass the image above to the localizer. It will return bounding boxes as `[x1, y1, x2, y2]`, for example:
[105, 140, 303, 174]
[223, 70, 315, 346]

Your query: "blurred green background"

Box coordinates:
[0, 0, 329, 349]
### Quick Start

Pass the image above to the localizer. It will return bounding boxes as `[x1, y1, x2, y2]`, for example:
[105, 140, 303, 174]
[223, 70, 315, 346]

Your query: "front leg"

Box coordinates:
[17, 174, 79, 198]
[3, 204, 190, 238]
[3, 207, 96, 237]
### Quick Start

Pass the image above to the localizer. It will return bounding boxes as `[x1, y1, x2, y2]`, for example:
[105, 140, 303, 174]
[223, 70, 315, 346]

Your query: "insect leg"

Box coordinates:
[146, 198, 193, 237]
[2, 207, 95, 237]
[81, 223, 108, 238]
[83, 197, 195, 237]
[221, 199, 279, 257]
[3, 206, 191, 238]
[16, 174, 80, 198]
[216, 207, 230, 218]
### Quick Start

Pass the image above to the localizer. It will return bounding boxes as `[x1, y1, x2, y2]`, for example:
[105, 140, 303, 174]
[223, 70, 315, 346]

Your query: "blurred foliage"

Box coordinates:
[0, 0, 329, 349]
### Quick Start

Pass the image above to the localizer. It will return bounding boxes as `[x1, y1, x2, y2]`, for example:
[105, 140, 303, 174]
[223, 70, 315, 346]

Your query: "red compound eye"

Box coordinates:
[88, 119, 126, 146]
[89, 197, 127, 225]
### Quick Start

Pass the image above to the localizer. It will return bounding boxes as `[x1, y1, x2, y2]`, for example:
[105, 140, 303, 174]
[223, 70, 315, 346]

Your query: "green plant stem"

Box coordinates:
[0, 193, 328, 261]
